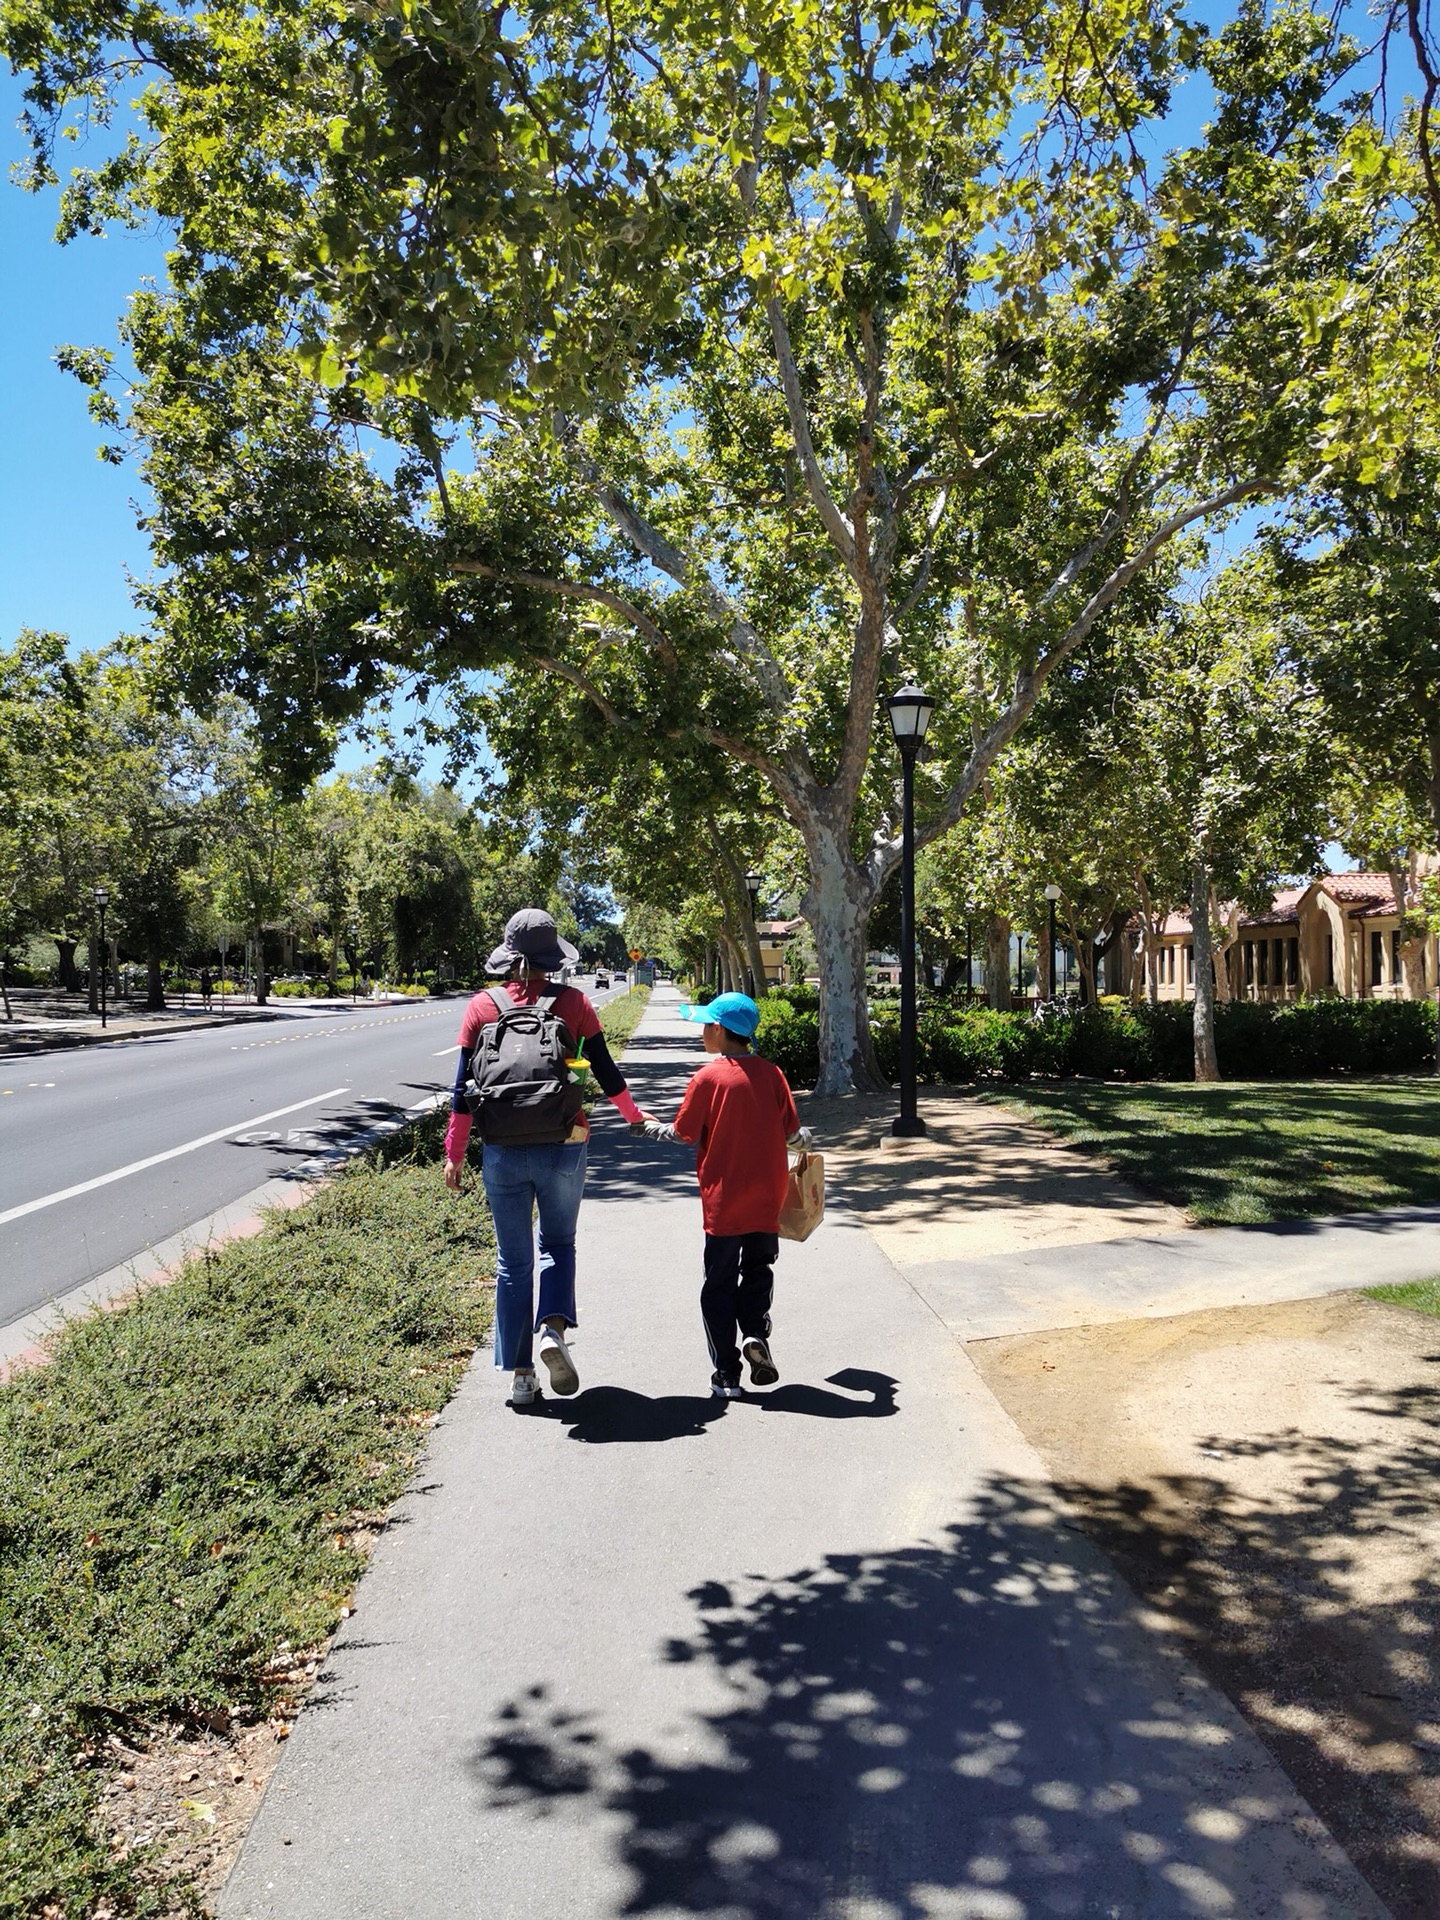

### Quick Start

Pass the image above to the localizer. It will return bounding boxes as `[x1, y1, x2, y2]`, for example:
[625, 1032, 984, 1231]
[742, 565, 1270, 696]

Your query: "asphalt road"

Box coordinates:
[0, 978, 628, 1331]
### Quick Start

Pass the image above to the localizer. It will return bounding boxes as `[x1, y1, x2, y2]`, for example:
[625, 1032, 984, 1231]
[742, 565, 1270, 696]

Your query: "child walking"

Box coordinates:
[640, 992, 811, 1399]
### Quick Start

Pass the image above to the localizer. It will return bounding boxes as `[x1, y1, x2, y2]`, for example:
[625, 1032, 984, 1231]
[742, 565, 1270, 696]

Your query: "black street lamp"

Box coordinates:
[350, 924, 360, 1005]
[93, 887, 110, 1029]
[886, 682, 935, 1138]
[1044, 883, 1061, 1003]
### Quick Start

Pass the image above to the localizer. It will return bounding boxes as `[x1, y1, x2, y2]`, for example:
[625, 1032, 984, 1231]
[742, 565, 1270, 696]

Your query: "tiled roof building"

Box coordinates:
[1139, 872, 1430, 1002]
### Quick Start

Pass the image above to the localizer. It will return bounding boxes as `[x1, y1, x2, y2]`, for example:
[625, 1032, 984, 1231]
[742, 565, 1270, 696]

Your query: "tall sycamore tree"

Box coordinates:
[7, 0, 1426, 1088]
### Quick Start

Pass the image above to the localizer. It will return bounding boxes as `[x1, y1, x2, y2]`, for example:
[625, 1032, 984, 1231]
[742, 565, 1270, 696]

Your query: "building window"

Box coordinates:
[1393, 929, 1403, 985]
[1288, 937, 1299, 986]
[1326, 931, 1334, 987]
[1185, 942, 1193, 982]
[1258, 940, 1269, 987]
[1372, 929, 1384, 986]
[1244, 942, 1254, 986]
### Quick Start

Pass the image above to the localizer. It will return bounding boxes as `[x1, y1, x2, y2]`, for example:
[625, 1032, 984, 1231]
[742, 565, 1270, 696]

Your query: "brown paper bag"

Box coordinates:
[778, 1151, 825, 1242]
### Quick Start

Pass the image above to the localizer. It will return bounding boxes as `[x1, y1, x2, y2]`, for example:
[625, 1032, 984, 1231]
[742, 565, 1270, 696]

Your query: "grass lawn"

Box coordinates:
[1365, 1277, 1440, 1317]
[597, 983, 650, 1053]
[994, 1078, 1440, 1225]
[0, 1109, 494, 1917]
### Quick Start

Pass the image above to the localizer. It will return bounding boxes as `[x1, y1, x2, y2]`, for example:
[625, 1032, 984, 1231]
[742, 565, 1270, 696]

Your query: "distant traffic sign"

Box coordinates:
[628, 948, 642, 961]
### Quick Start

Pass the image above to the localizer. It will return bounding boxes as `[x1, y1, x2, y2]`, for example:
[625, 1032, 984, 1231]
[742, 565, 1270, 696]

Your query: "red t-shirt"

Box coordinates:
[457, 981, 601, 1052]
[673, 1052, 800, 1237]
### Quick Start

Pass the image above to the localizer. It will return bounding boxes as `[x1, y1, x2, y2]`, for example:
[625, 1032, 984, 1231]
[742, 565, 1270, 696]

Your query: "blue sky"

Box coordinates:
[0, 69, 166, 653]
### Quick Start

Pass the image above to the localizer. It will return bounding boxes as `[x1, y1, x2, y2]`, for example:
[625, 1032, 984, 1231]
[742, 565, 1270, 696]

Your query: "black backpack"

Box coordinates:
[465, 989, 585, 1145]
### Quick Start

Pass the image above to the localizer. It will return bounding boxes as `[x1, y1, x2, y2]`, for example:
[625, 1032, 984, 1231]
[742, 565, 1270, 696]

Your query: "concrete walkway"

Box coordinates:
[219, 990, 1387, 1919]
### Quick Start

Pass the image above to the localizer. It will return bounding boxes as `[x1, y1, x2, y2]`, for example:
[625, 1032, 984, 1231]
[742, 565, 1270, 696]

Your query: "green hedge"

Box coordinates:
[756, 991, 1439, 1089]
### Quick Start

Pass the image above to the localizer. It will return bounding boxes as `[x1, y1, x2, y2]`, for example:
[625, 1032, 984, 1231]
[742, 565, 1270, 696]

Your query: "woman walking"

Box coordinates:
[443, 909, 649, 1406]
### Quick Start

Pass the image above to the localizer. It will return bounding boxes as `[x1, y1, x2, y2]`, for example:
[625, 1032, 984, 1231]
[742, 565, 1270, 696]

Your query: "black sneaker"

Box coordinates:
[710, 1371, 743, 1400]
[742, 1337, 779, 1387]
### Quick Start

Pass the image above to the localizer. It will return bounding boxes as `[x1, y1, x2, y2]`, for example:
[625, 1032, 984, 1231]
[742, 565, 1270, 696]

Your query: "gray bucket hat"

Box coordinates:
[486, 907, 579, 976]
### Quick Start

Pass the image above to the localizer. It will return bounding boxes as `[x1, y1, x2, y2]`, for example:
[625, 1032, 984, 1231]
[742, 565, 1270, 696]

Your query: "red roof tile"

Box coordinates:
[1321, 872, 1395, 907]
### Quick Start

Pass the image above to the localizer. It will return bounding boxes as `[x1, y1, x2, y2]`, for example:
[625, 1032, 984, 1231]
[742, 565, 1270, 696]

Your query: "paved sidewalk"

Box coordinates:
[220, 990, 1386, 1919]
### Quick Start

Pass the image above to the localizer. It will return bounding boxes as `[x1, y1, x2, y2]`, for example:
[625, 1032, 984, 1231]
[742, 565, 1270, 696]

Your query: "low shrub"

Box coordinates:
[756, 990, 1440, 1089]
[755, 995, 820, 1087]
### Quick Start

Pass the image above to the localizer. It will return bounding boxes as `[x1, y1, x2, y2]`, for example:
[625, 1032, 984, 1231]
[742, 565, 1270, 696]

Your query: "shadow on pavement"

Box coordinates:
[466, 1477, 1349, 1919]
[1048, 1380, 1440, 1920]
[529, 1372, 899, 1444]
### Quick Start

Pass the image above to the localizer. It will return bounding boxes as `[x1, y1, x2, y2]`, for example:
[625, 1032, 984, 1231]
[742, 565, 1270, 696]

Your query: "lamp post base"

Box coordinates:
[890, 1114, 928, 1138]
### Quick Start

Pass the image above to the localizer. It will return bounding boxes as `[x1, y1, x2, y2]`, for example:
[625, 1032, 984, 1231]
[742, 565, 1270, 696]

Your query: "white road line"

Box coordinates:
[433, 1045, 461, 1056]
[0, 1088, 352, 1229]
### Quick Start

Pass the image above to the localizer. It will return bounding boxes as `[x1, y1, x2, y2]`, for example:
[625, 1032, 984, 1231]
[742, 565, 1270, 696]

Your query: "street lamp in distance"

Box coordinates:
[886, 682, 935, 1138]
[350, 924, 360, 1005]
[1044, 883, 1061, 1004]
[93, 887, 110, 1030]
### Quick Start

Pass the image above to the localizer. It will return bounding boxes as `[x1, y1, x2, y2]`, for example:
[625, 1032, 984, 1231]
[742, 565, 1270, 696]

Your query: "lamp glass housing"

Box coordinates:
[93, 887, 110, 908]
[1043, 883, 1062, 900]
[887, 684, 934, 747]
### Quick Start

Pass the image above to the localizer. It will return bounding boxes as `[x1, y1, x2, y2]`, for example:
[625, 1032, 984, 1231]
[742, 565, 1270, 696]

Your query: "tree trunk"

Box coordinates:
[984, 914, 1011, 1010]
[1135, 872, 1161, 1006]
[56, 938, 80, 992]
[1191, 858, 1220, 1082]
[1064, 903, 1096, 1004]
[719, 933, 743, 994]
[0, 957, 11, 1021]
[146, 953, 166, 1011]
[1036, 923, 1053, 1000]
[253, 924, 269, 1005]
[800, 824, 883, 1094]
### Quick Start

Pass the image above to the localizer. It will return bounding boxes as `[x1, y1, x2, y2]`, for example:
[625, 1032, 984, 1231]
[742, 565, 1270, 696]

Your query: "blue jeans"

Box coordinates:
[481, 1141, 588, 1372]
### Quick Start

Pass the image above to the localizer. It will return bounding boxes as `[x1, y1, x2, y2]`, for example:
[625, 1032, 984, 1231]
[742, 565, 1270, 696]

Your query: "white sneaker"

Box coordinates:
[538, 1326, 580, 1397]
[509, 1369, 539, 1407]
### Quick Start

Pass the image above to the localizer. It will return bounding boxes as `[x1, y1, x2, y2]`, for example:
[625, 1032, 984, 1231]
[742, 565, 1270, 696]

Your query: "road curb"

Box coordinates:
[0, 1091, 448, 1379]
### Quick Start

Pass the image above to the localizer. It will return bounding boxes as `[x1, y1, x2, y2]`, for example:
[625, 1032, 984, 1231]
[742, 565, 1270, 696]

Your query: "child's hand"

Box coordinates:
[443, 1157, 465, 1190]
[788, 1126, 815, 1150]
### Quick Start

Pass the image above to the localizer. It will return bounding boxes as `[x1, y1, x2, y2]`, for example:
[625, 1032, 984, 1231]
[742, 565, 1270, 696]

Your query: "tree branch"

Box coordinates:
[766, 295, 859, 576]
[531, 654, 628, 729]
[866, 474, 1284, 888]
[449, 558, 676, 662]
[558, 422, 795, 719]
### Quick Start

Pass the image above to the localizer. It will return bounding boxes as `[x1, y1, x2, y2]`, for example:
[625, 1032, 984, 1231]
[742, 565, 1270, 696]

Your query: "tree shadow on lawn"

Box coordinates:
[1050, 1373, 1440, 1920]
[464, 1477, 1376, 1920]
[1011, 1081, 1440, 1224]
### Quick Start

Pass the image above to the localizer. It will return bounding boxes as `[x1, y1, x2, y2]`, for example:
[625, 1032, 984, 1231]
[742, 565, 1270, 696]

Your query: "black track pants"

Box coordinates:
[701, 1232, 779, 1381]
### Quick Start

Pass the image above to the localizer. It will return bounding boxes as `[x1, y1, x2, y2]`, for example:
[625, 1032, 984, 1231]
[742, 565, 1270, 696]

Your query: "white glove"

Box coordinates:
[788, 1127, 815, 1149]
[632, 1119, 680, 1143]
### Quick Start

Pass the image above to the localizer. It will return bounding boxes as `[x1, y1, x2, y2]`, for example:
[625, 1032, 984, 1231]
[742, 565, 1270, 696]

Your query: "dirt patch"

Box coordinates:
[796, 1086, 1188, 1264]
[87, 1606, 365, 1912]
[969, 1289, 1440, 1919]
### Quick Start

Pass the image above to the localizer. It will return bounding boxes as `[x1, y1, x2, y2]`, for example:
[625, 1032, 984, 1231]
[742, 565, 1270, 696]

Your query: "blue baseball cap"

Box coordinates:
[679, 992, 760, 1039]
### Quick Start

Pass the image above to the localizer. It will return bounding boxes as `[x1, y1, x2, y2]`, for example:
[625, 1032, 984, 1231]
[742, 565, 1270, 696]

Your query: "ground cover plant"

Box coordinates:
[1364, 1278, 1440, 1318]
[594, 985, 649, 1056]
[994, 1082, 1440, 1225]
[0, 1110, 494, 1917]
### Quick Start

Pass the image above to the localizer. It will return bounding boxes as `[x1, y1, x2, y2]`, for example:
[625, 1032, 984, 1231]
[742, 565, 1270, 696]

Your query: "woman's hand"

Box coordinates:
[443, 1157, 464, 1191]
